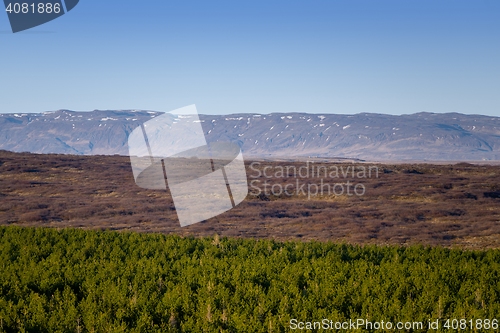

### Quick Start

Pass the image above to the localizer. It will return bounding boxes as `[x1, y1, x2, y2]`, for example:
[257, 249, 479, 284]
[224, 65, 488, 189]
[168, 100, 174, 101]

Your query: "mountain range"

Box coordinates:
[1, 110, 499, 161]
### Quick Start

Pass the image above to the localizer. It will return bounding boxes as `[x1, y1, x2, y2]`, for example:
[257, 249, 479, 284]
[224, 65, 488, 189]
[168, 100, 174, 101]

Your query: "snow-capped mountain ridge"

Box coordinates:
[1, 110, 499, 161]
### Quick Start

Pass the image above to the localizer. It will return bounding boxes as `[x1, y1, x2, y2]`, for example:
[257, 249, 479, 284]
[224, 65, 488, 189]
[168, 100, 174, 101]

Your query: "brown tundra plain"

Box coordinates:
[0, 150, 499, 249]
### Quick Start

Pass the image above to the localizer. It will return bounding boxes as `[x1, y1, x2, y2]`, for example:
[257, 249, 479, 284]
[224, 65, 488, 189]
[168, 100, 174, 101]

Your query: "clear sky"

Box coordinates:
[1, 0, 499, 116]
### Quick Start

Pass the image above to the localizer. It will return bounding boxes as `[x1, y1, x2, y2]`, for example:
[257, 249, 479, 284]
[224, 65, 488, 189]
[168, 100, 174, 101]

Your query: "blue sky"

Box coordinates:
[1, 0, 499, 116]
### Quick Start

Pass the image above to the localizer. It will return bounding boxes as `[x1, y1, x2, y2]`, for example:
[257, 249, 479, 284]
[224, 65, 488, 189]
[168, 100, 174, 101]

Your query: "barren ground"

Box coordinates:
[0, 150, 499, 249]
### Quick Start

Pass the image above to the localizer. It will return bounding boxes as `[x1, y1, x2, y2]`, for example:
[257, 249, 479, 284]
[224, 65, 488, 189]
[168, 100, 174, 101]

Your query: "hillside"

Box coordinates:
[1, 110, 500, 161]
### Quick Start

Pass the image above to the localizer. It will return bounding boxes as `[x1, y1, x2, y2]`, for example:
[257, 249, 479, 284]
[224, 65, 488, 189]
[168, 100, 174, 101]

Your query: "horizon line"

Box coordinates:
[0, 109, 498, 118]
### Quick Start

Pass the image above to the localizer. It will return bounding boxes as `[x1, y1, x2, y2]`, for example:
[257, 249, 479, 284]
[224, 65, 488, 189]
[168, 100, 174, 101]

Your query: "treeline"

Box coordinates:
[0, 226, 499, 332]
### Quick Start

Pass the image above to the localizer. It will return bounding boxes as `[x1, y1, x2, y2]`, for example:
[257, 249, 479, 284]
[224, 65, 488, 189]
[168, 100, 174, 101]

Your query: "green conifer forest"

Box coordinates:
[0, 227, 499, 332]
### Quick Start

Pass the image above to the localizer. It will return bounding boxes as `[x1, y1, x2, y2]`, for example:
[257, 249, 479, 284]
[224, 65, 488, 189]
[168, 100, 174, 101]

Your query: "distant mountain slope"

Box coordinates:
[1, 110, 499, 161]
[0, 110, 159, 156]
